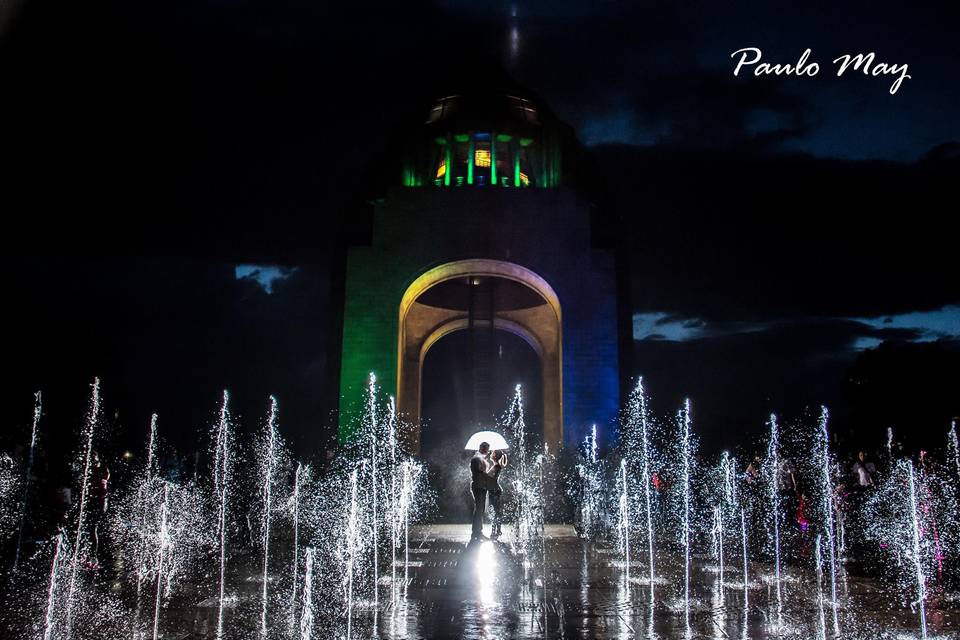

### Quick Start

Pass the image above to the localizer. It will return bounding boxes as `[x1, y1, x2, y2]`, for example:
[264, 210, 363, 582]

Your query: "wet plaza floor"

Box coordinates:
[168, 524, 960, 639]
[311, 524, 956, 639]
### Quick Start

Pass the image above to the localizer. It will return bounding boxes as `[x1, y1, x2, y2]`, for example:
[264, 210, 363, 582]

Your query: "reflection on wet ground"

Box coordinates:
[344, 524, 957, 639]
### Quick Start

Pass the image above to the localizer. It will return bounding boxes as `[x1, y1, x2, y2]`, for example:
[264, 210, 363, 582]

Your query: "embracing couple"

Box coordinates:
[469, 442, 508, 541]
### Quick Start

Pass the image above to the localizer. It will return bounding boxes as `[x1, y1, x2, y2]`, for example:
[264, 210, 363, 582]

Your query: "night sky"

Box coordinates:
[2, 1, 958, 461]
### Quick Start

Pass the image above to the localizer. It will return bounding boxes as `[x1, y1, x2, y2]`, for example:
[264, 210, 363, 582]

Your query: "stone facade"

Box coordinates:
[339, 185, 621, 451]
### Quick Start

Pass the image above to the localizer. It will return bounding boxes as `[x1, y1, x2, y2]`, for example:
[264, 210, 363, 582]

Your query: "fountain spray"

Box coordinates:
[713, 506, 724, 589]
[680, 399, 692, 622]
[299, 547, 315, 640]
[818, 407, 840, 635]
[260, 396, 279, 637]
[815, 534, 827, 640]
[42, 532, 64, 640]
[541, 447, 548, 635]
[907, 461, 928, 639]
[388, 396, 398, 605]
[131, 413, 160, 639]
[948, 420, 959, 481]
[212, 391, 232, 640]
[766, 413, 783, 613]
[367, 374, 379, 610]
[151, 482, 170, 640]
[741, 507, 748, 606]
[64, 377, 101, 636]
[12, 390, 41, 574]
[290, 462, 302, 629]
[345, 468, 360, 640]
[628, 379, 656, 592]
[577, 424, 601, 540]
[619, 459, 630, 587]
[402, 460, 412, 597]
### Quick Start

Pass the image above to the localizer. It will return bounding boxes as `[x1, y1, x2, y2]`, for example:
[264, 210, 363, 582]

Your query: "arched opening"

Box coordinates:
[421, 329, 544, 457]
[420, 329, 543, 522]
[397, 259, 562, 453]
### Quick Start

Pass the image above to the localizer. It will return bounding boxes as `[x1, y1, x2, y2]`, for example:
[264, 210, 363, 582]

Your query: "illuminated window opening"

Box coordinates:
[475, 148, 491, 168]
[428, 131, 538, 188]
[473, 133, 492, 186]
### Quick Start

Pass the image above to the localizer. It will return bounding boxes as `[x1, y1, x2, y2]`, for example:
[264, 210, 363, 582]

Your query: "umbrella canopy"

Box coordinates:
[464, 430, 509, 451]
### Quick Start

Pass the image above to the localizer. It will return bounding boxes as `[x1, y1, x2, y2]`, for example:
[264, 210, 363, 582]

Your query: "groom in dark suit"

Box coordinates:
[470, 442, 491, 541]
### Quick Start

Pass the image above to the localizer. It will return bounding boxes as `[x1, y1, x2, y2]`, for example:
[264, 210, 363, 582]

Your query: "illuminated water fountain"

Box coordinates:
[503, 384, 544, 563]
[816, 407, 840, 636]
[617, 459, 630, 587]
[3, 376, 959, 639]
[344, 467, 360, 640]
[714, 450, 738, 591]
[574, 424, 602, 540]
[679, 399, 694, 626]
[211, 391, 233, 640]
[289, 462, 302, 632]
[740, 507, 749, 605]
[765, 413, 784, 615]
[258, 396, 280, 637]
[949, 420, 959, 481]
[63, 377, 101, 637]
[11, 390, 41, 574]
[132, 412, 159, 632]
[814, 533, 827, 640]
[621, 379, 657, 591]
[907, 461, 929, 639]
[42, 532, 64, 640]
[299, 547, 314, 640]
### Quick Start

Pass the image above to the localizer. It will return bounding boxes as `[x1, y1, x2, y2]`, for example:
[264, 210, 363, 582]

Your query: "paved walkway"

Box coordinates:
[349, 524, 955, 639]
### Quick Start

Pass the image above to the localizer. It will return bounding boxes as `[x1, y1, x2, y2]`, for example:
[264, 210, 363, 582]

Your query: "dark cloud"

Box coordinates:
[589, 145, 960, 321]
[4, 257, 340, 458]
[633, 317, 960, 455]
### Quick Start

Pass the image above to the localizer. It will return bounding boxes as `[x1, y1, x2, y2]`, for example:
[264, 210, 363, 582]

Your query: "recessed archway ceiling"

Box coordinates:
[415, 276, 548, 312]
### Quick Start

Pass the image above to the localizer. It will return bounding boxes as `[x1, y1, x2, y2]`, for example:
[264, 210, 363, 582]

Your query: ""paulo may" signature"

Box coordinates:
[731, 48, 911, 95]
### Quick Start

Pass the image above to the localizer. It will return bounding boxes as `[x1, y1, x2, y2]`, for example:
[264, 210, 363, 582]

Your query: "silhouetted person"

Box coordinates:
[470, 442, 491, 541]
[778, 457, 798, 494]
[851, 451, 875, 488]
[744, 458, 761, 485]
[488, 450, 508, 540]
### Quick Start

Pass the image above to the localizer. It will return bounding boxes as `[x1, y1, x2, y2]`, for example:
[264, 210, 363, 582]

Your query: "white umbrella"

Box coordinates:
[464, 430, 509, 451]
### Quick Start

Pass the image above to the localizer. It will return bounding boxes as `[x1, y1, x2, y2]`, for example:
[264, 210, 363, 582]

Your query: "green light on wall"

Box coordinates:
[514, 150, 521, 187]
[467, 138, 474, 185]
[444, 138, 452, 187]
[454, 134, 470, 143]
[497, 133, 512, 143]
[402, 164, 422, 187]
[491, 131, 497, 185]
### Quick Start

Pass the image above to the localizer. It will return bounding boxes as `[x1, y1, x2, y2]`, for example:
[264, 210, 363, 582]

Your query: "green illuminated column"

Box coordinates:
[513, 143, 521, 187]
[444, 134, 452, 187]
[467, 136, 475, 185]
[491, 132, 497, 186]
